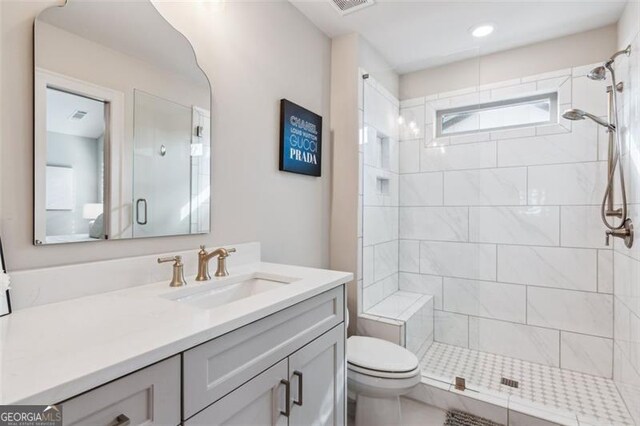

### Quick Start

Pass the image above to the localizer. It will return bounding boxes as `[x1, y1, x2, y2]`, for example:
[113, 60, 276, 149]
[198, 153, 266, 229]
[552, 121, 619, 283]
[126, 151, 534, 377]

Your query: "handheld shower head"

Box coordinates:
[562, 108, 615, 130]
[562, 109, 586, 121]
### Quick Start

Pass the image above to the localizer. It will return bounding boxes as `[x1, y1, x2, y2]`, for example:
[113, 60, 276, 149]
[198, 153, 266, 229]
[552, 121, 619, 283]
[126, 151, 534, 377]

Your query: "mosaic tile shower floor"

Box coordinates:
[420, 342, 634, 425]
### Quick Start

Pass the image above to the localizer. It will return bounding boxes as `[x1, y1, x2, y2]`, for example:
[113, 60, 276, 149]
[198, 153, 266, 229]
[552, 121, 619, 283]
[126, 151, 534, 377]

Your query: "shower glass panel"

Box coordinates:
[360, 48, 485, 396]
[133, 91, 193, 238]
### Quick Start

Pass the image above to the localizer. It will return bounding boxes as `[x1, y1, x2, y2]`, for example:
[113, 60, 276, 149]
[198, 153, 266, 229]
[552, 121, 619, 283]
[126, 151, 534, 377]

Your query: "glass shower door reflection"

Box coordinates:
[133, 91, 192, 238]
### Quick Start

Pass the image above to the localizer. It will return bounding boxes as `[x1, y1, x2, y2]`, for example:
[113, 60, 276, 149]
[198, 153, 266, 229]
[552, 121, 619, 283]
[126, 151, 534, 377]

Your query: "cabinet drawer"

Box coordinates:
[60, 356, 180, 426]
[183, 287, 344, 419]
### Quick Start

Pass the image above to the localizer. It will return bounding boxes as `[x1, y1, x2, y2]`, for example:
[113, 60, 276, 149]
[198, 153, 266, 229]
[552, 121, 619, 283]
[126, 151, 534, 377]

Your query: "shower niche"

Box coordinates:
[373, 133, 391, 196]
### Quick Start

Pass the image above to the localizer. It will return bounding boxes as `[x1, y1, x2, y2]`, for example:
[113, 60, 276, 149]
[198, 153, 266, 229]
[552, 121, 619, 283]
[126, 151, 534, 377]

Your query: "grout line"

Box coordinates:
[612, 246, 617, 381]
[399, 260, 605, 295]
[558, 205, 562, 246]
[418, 240, 422, 275]
[432, 309, 612, 340]
[558, 330, 562, 369]
[467, 206, 471, 242]
[396, 237, 609, 251]
[441, 171, 445, 205]
[525, 285, 528, 324]
[596, 249, 600, 293]
[525, 165, 529, 206]
[399, 159, 607, 174]
[495, 244, 498, 281]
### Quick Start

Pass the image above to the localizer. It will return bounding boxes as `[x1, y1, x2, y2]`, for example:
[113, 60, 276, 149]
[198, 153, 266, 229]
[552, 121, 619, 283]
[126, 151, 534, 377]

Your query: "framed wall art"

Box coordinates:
[279, 99, 322, 177]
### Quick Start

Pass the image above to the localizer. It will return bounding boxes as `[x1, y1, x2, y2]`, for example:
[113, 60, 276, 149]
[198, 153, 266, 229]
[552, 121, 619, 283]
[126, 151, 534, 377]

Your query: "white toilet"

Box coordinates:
[347, 335, 422, 426]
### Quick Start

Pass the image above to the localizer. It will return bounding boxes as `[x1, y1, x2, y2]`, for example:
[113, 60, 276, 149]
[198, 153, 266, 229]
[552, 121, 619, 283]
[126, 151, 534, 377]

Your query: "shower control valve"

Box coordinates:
[605, 219, 634, 248]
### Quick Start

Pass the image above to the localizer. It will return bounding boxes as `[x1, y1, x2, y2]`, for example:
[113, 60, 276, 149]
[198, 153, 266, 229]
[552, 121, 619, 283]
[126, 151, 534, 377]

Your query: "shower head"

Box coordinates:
[562, 108, 615, 130]
[588, 45, 632, 79]
[587, 66, 607, 81]
[562, 109, 585, 121]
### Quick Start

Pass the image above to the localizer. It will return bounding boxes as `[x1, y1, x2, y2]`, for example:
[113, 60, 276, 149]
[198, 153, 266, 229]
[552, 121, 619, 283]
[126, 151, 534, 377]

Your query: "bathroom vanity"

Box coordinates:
[1, 254, 351, 426]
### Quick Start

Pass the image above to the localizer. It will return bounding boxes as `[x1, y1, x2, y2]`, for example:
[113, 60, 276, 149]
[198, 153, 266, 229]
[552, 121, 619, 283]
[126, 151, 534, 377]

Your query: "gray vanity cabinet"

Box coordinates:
[59, 356, 181, 426]
[185, 325, 345, 426]
[288, 325, 345, 426]
[182, 287, 345, 420]
[56, 286, 346, 426]
[185, 359, 290, 426]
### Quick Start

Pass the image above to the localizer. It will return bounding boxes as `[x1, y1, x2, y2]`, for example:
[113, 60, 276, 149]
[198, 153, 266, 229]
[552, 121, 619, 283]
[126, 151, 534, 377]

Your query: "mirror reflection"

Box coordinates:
[34, 0, 211, 245]
[45, 88, 106, 243]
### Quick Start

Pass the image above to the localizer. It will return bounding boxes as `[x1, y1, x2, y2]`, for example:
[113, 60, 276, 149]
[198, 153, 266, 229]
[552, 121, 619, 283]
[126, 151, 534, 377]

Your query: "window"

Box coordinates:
[435, 92, 558, 137]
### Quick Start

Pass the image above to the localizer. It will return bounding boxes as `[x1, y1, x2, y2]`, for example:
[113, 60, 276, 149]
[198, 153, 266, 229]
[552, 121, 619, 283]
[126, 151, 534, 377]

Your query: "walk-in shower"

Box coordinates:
[562, 45, 634, 248]
[359, 38, 638, 423]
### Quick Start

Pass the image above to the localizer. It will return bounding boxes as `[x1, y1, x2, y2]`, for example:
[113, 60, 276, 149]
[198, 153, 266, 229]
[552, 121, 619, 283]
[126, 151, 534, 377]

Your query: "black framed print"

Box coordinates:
[279, 99, 322, 177]
[0, 237, 11, 317]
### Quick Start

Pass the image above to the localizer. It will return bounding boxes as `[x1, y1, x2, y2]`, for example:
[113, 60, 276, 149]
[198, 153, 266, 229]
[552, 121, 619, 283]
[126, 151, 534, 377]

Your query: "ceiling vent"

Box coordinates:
[329, 0, 374, 15]
[68, 110, 88, 121]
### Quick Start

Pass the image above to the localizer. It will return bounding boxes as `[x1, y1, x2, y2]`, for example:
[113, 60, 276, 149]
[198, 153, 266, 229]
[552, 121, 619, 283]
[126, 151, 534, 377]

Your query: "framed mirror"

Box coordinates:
[33, 0, 211, 245]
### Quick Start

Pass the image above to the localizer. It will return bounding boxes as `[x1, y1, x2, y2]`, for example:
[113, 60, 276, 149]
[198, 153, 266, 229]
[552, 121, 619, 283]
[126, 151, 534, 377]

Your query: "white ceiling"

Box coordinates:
[47, 88, 105, 139]
[37, 0, 209, 86]
[290, 0, 627, 74]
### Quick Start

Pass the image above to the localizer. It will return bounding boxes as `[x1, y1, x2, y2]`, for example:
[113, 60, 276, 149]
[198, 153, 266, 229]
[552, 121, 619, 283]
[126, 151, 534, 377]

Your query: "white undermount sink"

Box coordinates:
[161, 272, 299, 310]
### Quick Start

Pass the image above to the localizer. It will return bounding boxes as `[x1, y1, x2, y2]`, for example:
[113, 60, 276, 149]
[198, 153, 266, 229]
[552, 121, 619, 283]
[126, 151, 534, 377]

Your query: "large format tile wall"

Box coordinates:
[358, 74, 401, 312]
[614, 3, 640, 422]
[398, 66, 617, 379]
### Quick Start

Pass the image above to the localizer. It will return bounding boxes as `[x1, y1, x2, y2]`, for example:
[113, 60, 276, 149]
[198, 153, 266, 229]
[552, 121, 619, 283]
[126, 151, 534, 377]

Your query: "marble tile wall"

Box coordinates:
[614, 3, 640, 422]
[399, 66, 617, 378]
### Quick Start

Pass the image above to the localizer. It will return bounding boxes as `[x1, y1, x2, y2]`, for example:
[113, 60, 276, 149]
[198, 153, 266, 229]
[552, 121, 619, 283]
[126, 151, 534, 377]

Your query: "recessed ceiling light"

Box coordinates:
[471, 24, 494, 38]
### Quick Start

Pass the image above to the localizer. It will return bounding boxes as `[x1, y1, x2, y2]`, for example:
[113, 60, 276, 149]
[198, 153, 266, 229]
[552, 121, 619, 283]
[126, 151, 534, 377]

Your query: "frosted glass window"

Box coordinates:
[436, 92, 558, 137]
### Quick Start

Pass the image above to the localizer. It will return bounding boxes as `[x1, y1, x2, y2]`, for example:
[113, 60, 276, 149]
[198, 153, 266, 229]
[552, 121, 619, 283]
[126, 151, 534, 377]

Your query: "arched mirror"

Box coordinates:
[33, 0, 211, 245]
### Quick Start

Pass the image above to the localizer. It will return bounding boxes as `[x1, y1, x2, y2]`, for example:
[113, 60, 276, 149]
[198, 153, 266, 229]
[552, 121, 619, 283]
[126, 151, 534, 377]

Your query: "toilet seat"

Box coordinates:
[347, 362, 420, 379]
[347, 336, 419, 377]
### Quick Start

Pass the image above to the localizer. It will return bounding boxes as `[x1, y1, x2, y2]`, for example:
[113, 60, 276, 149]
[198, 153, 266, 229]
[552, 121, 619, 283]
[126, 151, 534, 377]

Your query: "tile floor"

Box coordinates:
[347, 397, 447, 426]
[421, 342, 634, 425]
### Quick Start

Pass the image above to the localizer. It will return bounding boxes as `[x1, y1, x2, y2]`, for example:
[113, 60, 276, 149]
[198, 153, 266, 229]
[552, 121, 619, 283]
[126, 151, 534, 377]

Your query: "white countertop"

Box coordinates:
[0, 262, 351, 405]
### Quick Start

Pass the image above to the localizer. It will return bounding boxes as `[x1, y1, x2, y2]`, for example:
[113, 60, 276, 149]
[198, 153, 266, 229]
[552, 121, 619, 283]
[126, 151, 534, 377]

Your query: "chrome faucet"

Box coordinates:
[196, 245, 236, 281]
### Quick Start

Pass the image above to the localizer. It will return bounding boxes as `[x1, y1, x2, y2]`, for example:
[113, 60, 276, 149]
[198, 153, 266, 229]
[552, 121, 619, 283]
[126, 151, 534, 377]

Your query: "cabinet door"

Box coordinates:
[289, 325, 346, 426]
[183, 287, 344, 418]
[185, 359, 289, 426]
[60, 356, 180, 426]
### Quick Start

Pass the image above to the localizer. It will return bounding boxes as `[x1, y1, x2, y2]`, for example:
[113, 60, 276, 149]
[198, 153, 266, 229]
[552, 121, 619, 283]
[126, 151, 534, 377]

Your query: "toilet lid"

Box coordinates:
[347, 336, 419, 373]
